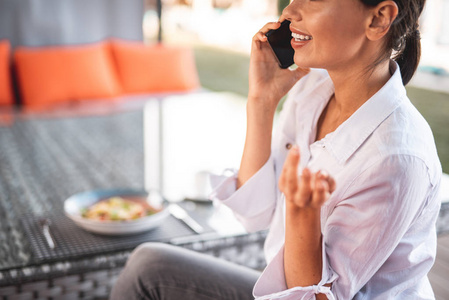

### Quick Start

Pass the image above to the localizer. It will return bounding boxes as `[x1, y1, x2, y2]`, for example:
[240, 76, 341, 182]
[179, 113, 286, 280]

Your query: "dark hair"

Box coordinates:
[361, 0, 425, 85]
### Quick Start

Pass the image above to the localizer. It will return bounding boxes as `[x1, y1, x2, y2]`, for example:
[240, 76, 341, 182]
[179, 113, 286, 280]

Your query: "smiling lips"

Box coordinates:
[292, 32, 313, 41]
[290, 27, 313, 48]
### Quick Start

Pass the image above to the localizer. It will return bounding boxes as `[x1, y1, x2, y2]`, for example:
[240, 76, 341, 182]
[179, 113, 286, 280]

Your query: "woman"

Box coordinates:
[111, 0, 441, 299]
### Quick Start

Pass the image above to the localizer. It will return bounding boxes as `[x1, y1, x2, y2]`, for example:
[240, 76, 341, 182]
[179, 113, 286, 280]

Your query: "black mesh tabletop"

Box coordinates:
[0, 108, 147, 270]
[21, 214, 198, 263]
[0, 104, 217, 275]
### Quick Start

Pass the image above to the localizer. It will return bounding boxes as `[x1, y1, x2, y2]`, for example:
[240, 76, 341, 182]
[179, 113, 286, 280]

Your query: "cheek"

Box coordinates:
[312, 19, 365, 57]
[308, 17, 338, 45]
[293, 10, 367, 67]
[306, 22, 344, 60]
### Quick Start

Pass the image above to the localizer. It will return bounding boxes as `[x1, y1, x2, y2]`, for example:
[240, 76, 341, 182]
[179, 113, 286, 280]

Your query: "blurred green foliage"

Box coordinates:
[278, 0, 290, 15]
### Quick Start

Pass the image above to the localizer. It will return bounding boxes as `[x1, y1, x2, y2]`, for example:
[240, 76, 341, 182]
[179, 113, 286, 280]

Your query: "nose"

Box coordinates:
[282, 0, 302, 22]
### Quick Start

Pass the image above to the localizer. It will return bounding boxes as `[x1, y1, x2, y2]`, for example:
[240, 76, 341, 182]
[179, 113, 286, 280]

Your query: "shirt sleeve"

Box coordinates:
[253, 154, 437, 299]
[209, 155, 278, 232]
[253, 241, 339, 300]
[208, 70, 323, 233]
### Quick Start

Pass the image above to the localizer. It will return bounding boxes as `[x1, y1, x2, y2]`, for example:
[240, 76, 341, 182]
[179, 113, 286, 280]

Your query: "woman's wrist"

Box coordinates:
[246, 96, 279, 117]
[286, 201, 321, 215]
[285, 202, 322, 233]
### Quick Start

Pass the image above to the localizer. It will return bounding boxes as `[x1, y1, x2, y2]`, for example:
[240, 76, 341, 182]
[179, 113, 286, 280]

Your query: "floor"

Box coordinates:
[429, 234, 449, 299]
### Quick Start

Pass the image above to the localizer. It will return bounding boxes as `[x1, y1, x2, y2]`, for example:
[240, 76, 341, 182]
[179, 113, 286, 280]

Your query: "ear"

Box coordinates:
[366, 1, 399, 41]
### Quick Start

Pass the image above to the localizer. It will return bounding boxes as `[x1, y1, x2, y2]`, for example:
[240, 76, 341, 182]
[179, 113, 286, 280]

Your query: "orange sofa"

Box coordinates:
[1, 39, 200, 109]
[0, 40, 14, 106]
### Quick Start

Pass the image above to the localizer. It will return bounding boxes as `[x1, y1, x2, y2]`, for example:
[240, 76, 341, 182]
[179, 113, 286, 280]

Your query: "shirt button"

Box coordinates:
[286, 143, 292, 150]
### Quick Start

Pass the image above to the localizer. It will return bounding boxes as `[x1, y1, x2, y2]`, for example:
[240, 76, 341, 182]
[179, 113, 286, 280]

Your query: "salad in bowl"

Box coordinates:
[64, 189, 168, 235]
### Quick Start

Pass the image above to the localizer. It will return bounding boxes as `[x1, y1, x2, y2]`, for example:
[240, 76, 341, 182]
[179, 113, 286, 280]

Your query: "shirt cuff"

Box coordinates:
[209, 156, 277, 232]
[253, 244, 339, 300]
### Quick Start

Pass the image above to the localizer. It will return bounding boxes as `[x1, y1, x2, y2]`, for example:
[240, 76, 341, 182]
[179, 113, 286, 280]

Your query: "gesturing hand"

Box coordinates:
[279, 146, 336, 209]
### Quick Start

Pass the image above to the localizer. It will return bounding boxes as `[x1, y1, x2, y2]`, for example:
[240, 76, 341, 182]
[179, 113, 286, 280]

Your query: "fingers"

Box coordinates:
[310, 170, 336, 206]
[294, 167, 312, 207]
[318, 170, 336, 193]
[312, 173, 330, 206]
[278, 14, 286, 23]
[285, 146, 300, 195]
[279, 146, 337, 209]
[252, 21, 281, 43]
[279, 145, 301, 194]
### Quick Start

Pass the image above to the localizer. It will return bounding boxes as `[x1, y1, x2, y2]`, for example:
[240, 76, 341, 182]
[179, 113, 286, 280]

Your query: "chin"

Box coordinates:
[293, 55, 324, 70]
[293, 60, 313, 69]
[293, 55, 312, 69]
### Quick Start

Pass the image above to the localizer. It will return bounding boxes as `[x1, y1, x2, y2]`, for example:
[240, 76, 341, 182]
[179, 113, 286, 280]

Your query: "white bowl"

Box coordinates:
[64, 189, 169, 235]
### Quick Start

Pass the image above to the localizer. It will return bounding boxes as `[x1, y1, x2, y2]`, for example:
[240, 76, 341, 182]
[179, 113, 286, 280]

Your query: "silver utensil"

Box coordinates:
[40, 218, 56, 249]
[169, 204, 204, 234]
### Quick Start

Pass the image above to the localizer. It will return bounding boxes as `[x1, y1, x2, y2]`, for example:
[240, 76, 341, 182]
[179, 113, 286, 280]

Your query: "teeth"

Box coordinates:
[292, 32, 313, 41]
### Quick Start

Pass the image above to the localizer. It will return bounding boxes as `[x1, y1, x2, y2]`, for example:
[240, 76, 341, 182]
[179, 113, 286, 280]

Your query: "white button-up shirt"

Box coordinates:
[210, 62, 442, 299]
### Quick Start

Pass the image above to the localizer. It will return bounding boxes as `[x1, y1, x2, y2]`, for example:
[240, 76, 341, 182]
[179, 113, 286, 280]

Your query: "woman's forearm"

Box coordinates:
[284, 204, 323, 289]
[279, 149, 335, 299]
[237, 98, 277, 188]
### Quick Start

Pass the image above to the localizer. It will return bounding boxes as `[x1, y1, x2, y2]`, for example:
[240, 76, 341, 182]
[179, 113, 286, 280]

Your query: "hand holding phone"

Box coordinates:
[265, 20, 295, 69]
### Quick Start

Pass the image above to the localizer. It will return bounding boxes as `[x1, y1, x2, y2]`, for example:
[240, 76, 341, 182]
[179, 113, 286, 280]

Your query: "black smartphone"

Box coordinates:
[265, 20, 295, 69]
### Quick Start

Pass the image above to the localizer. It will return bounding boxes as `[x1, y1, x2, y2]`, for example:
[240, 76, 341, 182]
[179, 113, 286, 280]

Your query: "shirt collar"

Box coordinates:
[324, 61, 407, 164]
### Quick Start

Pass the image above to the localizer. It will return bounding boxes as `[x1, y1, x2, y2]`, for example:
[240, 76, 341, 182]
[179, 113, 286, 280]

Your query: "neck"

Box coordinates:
[327, 59, 392, 117]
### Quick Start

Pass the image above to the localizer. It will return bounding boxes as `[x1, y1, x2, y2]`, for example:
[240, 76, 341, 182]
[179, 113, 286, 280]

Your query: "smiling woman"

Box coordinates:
[111, 0, 441, 299]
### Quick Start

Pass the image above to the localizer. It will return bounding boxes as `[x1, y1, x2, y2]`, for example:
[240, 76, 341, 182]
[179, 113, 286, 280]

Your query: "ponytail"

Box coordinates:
[393, 29, 421, 85]
[360, 0, 425, 86]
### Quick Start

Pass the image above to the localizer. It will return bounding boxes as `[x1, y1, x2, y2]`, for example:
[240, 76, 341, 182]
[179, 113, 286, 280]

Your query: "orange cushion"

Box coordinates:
[0, 40, 14, 105]
[14, 42, 121, 107]
[110, 40, 200, 94]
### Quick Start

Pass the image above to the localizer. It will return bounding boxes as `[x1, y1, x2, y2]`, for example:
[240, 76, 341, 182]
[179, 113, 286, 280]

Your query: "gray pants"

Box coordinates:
[110, 243, 261, 300]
